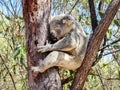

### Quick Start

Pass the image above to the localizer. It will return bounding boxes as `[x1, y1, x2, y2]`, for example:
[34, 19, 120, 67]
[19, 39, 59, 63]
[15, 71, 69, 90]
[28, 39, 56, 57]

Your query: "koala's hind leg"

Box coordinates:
[32, 51, 79, 73]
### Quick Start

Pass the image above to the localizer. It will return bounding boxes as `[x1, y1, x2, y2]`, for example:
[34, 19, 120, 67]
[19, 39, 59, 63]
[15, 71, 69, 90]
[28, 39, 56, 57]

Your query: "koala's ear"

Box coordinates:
[62, 19, 73, 26]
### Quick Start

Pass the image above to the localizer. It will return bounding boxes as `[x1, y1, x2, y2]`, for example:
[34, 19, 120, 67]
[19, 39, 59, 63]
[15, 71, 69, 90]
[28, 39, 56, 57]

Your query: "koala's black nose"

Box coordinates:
[50, 31, 58, 42]
[50, 31, 57, 37]
[50, 32, 54, 36]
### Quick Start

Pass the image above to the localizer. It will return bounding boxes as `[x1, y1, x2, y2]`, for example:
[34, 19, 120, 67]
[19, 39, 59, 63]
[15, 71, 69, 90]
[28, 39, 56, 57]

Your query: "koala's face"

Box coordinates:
[50, 15, 75, 41]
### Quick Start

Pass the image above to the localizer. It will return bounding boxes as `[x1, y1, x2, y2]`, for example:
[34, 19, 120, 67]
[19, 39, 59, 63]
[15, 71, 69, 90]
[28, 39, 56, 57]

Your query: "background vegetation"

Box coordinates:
[0, 0, 120, 90]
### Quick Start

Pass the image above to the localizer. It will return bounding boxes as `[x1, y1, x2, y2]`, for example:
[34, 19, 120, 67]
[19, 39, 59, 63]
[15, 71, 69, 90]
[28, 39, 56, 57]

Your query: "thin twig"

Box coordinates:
[9, 0, 16, 15]
[112, 54, 120, 67]
[103, 49, 120, 56]
[98, 0, 104, 11]
[0, 54, 17, 90]
[93, 37, 120, 66]
[0, 1, 13, 15]
[68, 0, 79, 14]
[96, 68, 106, 90]
[106, 78, 120, 80]
[62, 75, 73, 85]
[90, 72, 120, 81]
[99, 38, 120, 51]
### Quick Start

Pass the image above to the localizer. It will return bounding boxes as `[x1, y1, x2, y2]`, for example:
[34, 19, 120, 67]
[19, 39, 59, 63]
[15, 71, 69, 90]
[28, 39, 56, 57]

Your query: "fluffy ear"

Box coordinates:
[62, 19, 73, 26]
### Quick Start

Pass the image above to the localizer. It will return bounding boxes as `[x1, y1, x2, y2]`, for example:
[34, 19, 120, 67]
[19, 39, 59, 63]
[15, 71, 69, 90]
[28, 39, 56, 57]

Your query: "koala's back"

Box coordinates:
[65, 17, 87, 55]
[75, 21, 87, 54]
[69, 27, 87, 58]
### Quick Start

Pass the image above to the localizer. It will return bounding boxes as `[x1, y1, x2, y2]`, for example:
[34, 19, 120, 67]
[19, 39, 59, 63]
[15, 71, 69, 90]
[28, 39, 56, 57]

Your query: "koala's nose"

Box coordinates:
[50, 31, 56, 37]
[50, 32, 54, 36]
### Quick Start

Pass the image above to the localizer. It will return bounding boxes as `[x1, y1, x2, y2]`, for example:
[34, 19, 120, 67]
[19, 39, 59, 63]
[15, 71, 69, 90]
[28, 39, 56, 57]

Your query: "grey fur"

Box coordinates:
[31, 15, 88, 73]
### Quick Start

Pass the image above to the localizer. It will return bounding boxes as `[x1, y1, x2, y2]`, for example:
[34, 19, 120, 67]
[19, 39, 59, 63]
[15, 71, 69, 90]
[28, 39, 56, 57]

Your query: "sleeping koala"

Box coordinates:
[32, 15, 88, 73]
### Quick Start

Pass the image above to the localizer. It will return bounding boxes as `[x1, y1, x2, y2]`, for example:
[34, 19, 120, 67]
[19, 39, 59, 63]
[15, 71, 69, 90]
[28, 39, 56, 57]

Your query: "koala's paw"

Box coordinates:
[31, 66, 40, 72]
[37, 43, 51, 53]
[31, 65, 46, 73]
[37, 46, 48, 53]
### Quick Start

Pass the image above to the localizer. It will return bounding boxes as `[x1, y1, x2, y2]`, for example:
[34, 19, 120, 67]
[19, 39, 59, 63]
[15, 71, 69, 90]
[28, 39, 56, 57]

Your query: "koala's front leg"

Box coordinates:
[37, 36, 76, 53]
[37, 35, 77, 53]
[50, 34, 77, 52]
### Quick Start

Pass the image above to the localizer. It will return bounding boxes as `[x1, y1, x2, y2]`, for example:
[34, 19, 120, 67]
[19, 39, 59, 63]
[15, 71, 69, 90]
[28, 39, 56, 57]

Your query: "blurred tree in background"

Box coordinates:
[0, 0, 120, 90]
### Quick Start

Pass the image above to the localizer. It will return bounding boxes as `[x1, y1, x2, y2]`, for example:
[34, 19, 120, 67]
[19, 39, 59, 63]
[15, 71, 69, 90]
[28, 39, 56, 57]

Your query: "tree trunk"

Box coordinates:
[71, 0, 120, 90]
[22, 0, 61, 90]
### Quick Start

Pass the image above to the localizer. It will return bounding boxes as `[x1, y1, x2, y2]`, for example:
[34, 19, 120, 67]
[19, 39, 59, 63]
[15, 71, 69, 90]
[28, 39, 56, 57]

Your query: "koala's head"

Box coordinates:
[50, 15, 75, 41]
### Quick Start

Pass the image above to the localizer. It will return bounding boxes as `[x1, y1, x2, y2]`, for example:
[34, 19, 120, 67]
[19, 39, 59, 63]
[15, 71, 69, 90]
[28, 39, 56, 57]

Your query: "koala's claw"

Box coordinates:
[37, 46, 47, 53]
[37, 43, 52, 53]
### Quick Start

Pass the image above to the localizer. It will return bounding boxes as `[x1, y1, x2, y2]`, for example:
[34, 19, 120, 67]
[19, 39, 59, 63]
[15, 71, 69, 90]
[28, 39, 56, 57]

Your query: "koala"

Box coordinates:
[32, 15, 88, 73]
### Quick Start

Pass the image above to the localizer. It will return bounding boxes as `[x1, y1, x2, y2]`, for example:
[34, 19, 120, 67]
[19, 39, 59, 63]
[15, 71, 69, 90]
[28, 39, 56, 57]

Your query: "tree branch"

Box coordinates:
[88, 0, 98, 32]
[0, 54, 17, 90]
[62, 76, 73, 85]
[68, 0, 79, 14]
[96, 68, 105, 90]
[99, 38, 120, 50]
[90, 72, 120, 81]
[71, 0, 120, 90]
[88, 0, 106, 67]
[92, 35, 107, 66]
[98, 0, 104, 11]
[103, 49, 120, 56]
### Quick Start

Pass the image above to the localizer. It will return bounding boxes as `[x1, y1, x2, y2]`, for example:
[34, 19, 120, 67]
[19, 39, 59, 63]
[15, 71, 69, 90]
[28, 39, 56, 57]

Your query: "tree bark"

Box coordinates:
[71, 0, 120, 90]
[22, 0, 61, 90]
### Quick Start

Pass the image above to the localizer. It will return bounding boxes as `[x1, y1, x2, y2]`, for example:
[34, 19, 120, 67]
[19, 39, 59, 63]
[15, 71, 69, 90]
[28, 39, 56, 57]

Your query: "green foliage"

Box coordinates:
[0, 1, 27, 90]
[99, 11, 105, 18]
[118, 69, 120, 78]
[114, 19, 120, 26]
[105, 0, 112, 4]
[5, 16, 11, 20]
[14, 45, 22, 59]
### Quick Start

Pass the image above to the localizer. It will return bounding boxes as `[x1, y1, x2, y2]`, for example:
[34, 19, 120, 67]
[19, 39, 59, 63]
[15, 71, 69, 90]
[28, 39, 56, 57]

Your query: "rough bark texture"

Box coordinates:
[71, 0, 120, 90]
[22, 0, 61, 90]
